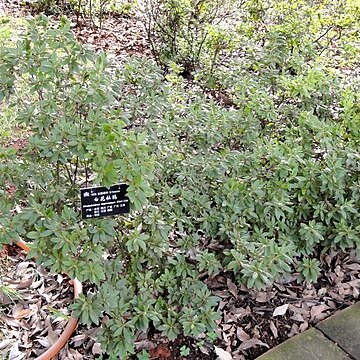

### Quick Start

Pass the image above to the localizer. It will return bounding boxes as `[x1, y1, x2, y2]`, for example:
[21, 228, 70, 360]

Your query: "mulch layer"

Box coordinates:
[1, 244, 360, 360]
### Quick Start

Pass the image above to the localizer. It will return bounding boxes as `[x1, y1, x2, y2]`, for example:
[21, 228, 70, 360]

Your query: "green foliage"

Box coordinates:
[109, 0, 137, 15]
[31, 0, 62, 13]
[73, 0, 137, 27]
[130, 1, 359, 292]
[298, 258, 321, 283]
[180, 345, 191, 357]
[0, 17, 220, 358]
[137, 350, 150, 360]
[142, 0, 240, 75]
[0, 283, 22, 302]
[0, 17, 14, 45]
[0, 16, 25, 141]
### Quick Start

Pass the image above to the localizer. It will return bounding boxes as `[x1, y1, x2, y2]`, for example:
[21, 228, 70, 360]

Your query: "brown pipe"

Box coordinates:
[15, 240, 83, 360]
[15, 240, 30, 253]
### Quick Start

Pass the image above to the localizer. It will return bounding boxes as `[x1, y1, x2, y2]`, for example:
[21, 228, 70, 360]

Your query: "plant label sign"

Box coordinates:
[80, 184, 130, 219]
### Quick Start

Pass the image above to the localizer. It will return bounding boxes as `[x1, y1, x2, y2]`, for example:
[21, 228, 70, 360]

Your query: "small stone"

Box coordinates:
[256, 328, 348, 360]
[317, 302, 360, 359]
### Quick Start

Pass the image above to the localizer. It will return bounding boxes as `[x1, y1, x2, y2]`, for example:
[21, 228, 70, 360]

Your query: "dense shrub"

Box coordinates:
[139, 67, 360, 288]
[0, 17, 220, 358]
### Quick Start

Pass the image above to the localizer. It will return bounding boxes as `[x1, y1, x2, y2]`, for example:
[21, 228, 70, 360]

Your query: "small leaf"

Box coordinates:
[310, 304, 328, 319]
[239, 338, 269, 350]
[214, 346, 232, 360]
[269, 320, 278, 338]
[273, 304, 289, 317]
[236, 327, 250, 342]
[26, 231, 38, 239]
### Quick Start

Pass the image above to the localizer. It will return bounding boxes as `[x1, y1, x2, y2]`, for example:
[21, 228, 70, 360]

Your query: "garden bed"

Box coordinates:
[0, 1, 359, 359]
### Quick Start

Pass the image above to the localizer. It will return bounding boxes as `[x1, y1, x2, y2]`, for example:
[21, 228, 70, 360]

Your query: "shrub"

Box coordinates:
[0, 17, 219, 358]
[124, 56, 359, 290]
[141, 0, 240, 77]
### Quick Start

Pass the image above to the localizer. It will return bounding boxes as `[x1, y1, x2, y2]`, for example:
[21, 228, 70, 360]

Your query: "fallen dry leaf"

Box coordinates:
[352, 287, 359, 298]
[269, 320, 278, 338]
[16, 276, 34, 290]
[12, 305, 32, 320]
[227, 278, 238, 297]
[239, 338, 269, 350]
[255, 292, 268, 303]
[0, 338, 12, 351]
[290, 313, 305, 322]
[287, 323, 299, 337]
[236, 327, 250, 342]
[345, 263, 360, 271]
[299, 322, 309, 332]
[255, 291, 277, 303]
[289, 304, 309, 316]
[135, 339, 155, 351]
[149, 344, 172, 359]
[310, 304, 329, 319]
[13, 308, 32, 320]
[8, 341, 25, 360]
[229, 305, 251, 318]
[273, 304, 289, 317]
[91, 343, 102, 355]
[222, 323, 233, 331]
[214, 346, 233, 360]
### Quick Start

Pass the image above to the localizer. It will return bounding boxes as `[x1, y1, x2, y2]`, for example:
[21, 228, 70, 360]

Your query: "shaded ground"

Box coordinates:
[258, 302, 360, 360]
[0, 0, 151, 60]
[71, 15, 151, 59]
[1, 240, 360, 360]
[0, 245, 81, 359]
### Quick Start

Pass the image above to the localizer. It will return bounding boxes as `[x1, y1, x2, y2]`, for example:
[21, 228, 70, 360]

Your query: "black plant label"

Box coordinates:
[80, 184, 130, 219]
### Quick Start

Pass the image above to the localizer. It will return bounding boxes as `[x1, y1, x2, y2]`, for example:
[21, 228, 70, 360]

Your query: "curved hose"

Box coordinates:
[15, 240, 83, 360]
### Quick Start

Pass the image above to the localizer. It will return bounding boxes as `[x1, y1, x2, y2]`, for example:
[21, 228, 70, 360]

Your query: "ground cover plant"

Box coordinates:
[0, 0, 359, 358]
